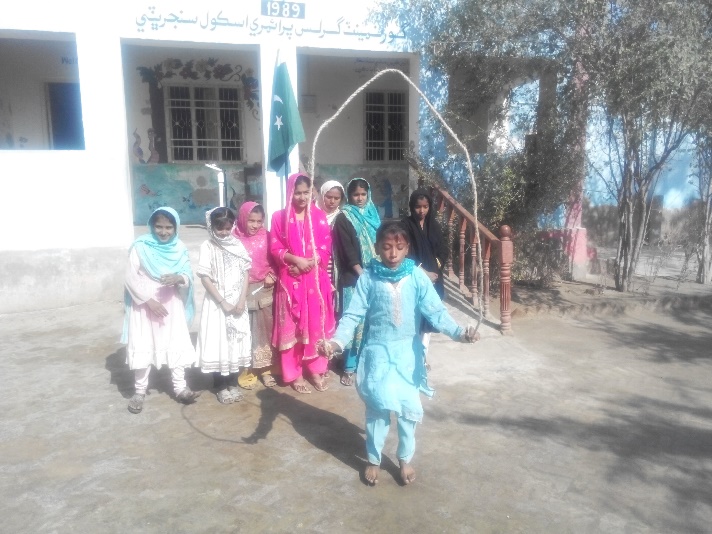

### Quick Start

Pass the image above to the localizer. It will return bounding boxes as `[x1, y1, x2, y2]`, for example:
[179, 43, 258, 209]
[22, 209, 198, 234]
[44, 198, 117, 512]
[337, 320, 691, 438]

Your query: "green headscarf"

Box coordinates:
[341, 178, 381, 264]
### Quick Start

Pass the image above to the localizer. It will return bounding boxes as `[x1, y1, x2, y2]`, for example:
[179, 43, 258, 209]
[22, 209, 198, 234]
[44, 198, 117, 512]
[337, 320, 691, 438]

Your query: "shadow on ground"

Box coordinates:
[178, 387, 401, 484]
[430, 395, 712, 520]
[586, 308, 712, 364]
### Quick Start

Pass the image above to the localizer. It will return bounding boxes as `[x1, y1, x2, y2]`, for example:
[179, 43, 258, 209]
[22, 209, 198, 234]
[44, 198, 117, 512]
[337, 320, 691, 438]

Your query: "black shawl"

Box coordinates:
[402, 189, 447, 299]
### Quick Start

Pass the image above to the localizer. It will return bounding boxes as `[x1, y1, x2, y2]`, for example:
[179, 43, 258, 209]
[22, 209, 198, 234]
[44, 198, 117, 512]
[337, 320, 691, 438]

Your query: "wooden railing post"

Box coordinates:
[423, 183, 513, 333]
[482, 239, 491, 318]
[469, 233, 478, 307]
[458, 218, 467, 289]
[499, 225, 513, 335]
[446, 207, 456, 279]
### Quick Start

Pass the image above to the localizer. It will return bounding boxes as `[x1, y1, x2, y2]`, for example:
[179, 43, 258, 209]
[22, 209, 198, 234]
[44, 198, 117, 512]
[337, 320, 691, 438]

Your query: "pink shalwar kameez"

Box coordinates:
[270, 173, 335, 383]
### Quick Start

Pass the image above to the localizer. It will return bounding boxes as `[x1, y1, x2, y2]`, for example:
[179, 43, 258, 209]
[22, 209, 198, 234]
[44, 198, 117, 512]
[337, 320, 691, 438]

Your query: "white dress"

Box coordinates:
[196, 240, 252, 374]
[124, 248, 197, 370]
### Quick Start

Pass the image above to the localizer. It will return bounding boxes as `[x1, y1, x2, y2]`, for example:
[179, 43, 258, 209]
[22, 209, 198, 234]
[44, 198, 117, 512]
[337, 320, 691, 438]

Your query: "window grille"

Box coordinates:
[165, 85, 243, 162]
[365, 91, 407, 161]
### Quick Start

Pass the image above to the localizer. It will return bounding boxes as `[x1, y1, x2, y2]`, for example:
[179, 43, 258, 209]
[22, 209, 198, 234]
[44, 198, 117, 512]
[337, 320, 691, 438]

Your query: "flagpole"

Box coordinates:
[282, 157, 289, 208]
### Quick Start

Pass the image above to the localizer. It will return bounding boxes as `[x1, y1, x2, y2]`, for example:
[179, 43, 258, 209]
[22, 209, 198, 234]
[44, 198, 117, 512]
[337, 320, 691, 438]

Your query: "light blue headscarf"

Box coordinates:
[341, 178, 381, 264]
[368, 257, 416, 282]
[121, 207, 194, 343]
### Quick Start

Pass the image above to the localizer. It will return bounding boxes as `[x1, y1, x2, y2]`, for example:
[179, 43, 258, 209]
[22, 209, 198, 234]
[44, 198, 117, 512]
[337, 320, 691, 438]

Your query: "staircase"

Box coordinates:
[422, 183, 514, 335]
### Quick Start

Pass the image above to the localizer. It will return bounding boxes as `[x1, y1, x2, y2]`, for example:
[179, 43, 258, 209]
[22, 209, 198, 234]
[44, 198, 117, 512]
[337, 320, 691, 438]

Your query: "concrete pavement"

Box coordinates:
[1, 227, 711, 532]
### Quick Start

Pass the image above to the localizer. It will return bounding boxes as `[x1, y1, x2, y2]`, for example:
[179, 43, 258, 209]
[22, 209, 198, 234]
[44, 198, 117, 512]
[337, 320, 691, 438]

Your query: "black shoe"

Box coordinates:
[175, 388, 201, 404]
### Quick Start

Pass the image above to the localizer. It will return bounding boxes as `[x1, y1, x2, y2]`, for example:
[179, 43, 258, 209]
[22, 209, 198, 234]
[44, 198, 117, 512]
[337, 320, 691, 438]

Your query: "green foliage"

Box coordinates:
[690, 125, 712, 283]
[376, 0, 712, 291]
[511, 230, 570, 287]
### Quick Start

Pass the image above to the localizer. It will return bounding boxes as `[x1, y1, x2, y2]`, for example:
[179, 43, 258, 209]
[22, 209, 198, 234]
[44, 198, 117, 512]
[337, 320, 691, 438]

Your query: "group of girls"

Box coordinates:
[316, 175, 478, 486]
[121, 172, 478, 486]
[319, 178, 450, 383]
[122, 200, 278, 413]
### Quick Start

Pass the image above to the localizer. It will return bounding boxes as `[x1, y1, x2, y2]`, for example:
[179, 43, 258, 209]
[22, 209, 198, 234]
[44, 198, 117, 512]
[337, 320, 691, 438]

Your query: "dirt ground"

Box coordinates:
[2, 232, 712, 533]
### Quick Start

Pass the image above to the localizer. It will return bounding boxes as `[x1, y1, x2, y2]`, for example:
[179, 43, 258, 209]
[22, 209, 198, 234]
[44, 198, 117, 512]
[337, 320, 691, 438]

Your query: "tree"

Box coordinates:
[583, 1, 712, 291]
[374, 0, 712, 291]
[693, 128, 712, 283]
[373, 1, 592, 233]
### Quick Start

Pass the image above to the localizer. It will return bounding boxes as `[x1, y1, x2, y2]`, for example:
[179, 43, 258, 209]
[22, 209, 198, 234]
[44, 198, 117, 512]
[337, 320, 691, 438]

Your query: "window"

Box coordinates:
[165, 85, 243, 162]
[48, 82, 85, 150]
[365, 91, 407, 161]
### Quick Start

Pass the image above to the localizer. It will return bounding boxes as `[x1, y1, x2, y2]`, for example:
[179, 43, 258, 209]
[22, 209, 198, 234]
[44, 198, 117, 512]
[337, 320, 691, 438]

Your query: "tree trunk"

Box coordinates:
[615, 194, 634, 292]
[614, 140, 638, 292]
[697, 205, 712, 284]
[629, 184, 650, 285]
[700, 185, 712, 284]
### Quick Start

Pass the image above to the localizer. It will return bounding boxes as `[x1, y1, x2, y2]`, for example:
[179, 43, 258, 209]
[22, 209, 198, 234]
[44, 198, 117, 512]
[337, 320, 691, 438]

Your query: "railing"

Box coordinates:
[425, 183, 513, 334]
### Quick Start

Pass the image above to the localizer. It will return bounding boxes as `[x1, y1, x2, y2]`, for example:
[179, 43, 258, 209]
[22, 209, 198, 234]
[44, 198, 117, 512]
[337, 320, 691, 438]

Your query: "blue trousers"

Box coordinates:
[344, 345, 359, 373]
[365, 407, 417, 465]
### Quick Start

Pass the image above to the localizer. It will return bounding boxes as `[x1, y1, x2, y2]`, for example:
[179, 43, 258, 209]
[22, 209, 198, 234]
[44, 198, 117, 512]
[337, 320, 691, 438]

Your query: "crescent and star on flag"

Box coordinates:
[273, 94, 284, 130]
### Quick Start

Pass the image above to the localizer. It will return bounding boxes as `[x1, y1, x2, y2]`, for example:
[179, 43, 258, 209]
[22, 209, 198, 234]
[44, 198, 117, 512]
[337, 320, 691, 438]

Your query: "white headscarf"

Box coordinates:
[205, 207, 251, 260]
[319, 180, 346, 226]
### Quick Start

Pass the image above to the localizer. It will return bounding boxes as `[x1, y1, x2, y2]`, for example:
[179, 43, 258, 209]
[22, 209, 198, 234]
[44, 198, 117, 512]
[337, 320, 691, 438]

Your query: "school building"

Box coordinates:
[0, 1, 428, 313]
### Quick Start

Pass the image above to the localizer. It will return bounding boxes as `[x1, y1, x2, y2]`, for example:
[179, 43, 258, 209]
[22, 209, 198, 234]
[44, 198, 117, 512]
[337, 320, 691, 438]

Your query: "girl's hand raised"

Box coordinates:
[160, 273, 184, 286]
[146, 298, 168, 317]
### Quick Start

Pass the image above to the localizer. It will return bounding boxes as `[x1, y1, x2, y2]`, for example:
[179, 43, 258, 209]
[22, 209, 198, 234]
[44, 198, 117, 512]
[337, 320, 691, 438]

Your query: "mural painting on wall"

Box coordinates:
[134, 58, 259, 164]
[315, 164, 410, 220]
[132, 128, 160, 163]
[133, 163, 263, 224]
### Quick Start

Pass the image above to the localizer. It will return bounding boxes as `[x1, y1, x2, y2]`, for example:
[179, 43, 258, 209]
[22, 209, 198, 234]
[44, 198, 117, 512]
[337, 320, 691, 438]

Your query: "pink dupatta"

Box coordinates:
[232, 201, 274, 283]
[270, 173, 335, 357]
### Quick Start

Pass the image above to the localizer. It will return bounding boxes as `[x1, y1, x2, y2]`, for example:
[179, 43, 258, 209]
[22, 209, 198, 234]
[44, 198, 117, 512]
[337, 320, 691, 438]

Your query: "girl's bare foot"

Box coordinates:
[364, 464, 380, 485]
[399, 460, 416, 485]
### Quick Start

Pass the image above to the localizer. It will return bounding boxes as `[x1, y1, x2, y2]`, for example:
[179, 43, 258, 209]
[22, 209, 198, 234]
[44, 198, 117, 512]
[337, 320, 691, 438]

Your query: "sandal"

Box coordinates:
[291, 380, 312, 394]
[340, 372, 355, 387]
[127, 393, 145, 414]
[216, 389, 234, 405]
[238, 369, 259, 390]
[311, 375, 329, 392]
[261, 373, 277, 388]
[228, 386, 245, 402]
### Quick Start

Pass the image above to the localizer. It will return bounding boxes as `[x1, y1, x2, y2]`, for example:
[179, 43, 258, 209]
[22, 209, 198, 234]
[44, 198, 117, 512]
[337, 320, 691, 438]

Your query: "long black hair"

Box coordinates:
[347, 178, 370, 198]
[209, 207, 236, 229]
[294, 174, 311, 189]
[408, 189, 434, 221]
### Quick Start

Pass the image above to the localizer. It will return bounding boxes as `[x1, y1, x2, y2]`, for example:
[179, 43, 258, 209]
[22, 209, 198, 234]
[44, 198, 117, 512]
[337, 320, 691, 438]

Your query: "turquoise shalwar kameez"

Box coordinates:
[332, 259, 463, 465]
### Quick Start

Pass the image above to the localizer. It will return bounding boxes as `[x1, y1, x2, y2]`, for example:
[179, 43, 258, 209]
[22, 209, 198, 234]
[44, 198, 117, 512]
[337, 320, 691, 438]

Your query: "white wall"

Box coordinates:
[0, 1, 415, 312]
[121, 44, 263, 165]
[0, 31, 133, 251]
[299, 53, 412, 166]
[0, 37, 79, 149]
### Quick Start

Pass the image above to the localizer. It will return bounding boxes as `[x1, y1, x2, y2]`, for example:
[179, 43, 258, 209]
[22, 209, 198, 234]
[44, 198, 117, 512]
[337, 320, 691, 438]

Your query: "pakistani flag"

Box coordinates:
[268, 61, 305, 173]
